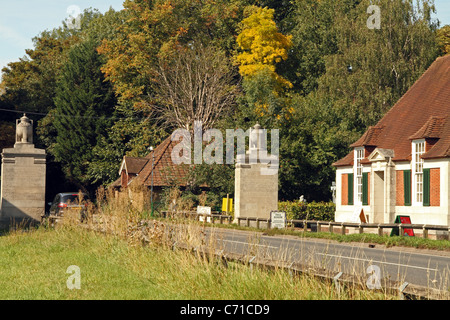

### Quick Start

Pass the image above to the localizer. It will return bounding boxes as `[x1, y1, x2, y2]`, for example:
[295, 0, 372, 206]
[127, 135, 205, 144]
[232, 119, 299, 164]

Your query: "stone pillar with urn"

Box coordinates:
[234, 123, 279, 226]
[0, 114, 46, 228]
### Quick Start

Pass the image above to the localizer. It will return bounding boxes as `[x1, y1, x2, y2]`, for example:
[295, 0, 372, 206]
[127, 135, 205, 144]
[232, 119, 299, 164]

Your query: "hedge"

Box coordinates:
[278, 201, 335, 221]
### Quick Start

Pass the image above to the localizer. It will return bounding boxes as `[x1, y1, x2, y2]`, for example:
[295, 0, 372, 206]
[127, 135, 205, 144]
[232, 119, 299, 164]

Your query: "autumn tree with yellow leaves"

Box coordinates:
[235, 6, 293, 124]
[236, 6, 292, 88]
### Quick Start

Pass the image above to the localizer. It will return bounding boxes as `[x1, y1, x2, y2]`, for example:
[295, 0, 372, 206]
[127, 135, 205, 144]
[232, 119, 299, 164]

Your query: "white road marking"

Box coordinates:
[315, 253, 439, 272]
[221, 239, 278, 249]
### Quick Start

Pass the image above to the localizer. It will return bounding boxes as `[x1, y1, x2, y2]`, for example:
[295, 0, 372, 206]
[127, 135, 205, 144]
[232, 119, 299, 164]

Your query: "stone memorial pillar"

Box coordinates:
[0, 114, 46, 227]
[234, 123, 278, 226]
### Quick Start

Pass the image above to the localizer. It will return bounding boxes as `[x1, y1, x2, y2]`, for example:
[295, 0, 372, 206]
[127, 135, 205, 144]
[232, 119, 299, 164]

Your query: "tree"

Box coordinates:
[0, 122, 15, 153]
[234, 5, 294, 129]
[87, 115, 167, 185]
[93, 0, 248, 188]
[315, 0, 439, 131]
[236, 6, 292, 89]
[98, 0, 247, 112]
[437, 25, 450, 55]
[50, 39, 117, 191]
[277, 0, 339, 95]
[152, 44, 238, 131]
[277, 0, 440, 201]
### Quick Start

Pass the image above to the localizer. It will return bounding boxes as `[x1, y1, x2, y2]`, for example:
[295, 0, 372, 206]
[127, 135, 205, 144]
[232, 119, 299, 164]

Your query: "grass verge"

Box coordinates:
[261, 227, 450, 251]
[0, 225, 397, 300]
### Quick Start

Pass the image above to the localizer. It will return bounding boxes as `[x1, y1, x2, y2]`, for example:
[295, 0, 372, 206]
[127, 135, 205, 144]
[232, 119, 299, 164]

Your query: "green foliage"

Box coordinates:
[278, 93, 359, 201]
[276, 0, 439, 201]
[191, 163, 235, 197]
[49, 38, 117, 190]
[0, 122, 15, 152]
[278, 200, 335, 221]
[1, 8, 125, 197]
[278, 0, 340, 95]
[0, 0, 443, 202]
[314, 0, 439, 131]
[437, 24, 450, 55]
[87, 115, 166, 185]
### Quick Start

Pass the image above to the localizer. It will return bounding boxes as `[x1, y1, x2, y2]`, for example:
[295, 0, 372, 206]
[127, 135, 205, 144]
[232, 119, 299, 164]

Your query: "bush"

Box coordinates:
[159, 187, 223, 212]
[278, 201, 335, 221]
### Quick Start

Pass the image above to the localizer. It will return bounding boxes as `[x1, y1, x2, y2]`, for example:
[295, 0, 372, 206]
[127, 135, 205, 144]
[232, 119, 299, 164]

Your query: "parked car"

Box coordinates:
[47, 192, 90, 221]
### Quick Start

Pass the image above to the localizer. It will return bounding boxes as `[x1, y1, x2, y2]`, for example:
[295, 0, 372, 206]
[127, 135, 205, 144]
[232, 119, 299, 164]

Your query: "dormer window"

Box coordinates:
[412, 140, 425, 204]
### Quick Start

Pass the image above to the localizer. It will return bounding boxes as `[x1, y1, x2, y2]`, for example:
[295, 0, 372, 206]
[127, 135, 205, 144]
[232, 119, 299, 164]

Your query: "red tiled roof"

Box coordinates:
[135, 135, 192, 187]
[408, 116, 446, 140]
[111, 135, 193, 188]
[349, 125, 384, 148]
[333, 55, 450, 166]
[122, 157, 148, 175]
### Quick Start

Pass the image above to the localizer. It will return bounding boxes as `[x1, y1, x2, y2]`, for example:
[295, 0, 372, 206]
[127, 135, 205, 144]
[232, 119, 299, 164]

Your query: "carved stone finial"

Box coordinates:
[250, 123, 263, 150]
[16, 113, 33, 144]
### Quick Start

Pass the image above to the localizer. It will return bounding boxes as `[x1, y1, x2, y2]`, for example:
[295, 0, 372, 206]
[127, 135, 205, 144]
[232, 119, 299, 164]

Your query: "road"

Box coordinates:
[204, 227, 450, 290]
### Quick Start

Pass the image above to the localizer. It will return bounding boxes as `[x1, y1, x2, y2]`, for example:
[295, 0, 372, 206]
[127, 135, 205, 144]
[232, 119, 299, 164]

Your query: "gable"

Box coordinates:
[367, 148, 394, 162]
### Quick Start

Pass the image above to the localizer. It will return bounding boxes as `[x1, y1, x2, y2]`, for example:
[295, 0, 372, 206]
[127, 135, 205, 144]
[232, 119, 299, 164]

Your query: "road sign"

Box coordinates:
[270, 211, 286, 229]
[197, 206, 211, 223]
[222, 197, 233, 213]
[390, 215, 415, 236]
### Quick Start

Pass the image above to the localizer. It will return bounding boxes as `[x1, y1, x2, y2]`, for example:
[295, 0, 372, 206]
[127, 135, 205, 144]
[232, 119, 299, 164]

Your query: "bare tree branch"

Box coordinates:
[151, 44, 238, 132]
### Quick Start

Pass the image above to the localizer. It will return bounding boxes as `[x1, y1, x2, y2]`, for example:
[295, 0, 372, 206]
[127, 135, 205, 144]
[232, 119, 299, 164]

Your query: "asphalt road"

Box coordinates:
[205, 227, 450, 290]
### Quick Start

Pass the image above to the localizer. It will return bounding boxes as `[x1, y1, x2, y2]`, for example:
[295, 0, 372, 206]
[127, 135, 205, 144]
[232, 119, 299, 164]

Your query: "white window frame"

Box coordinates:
[354, 147, 364, 205]
[412, 139, 425, 205]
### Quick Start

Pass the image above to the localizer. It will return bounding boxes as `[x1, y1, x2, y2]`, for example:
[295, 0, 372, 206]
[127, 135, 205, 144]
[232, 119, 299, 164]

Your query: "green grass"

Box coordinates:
[260, 227, 450, 251]
[0, 225, 396, 300]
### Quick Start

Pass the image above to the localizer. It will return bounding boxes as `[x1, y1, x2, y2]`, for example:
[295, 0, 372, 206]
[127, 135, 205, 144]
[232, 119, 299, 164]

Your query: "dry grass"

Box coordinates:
[46, 186, 404, 300]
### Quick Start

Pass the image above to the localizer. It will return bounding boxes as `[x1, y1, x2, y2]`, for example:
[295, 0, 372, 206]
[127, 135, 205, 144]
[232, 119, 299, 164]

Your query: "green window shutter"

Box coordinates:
[348, 173, 354, 205]
[362, 172, 368, 205]
[423, 168, 430, 206]
[404, 170, 411, 206]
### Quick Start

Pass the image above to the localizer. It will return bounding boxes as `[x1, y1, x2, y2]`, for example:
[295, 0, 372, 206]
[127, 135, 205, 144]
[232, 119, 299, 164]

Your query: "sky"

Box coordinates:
[0, 0, 124, 74]
[0, 0, 449, 75]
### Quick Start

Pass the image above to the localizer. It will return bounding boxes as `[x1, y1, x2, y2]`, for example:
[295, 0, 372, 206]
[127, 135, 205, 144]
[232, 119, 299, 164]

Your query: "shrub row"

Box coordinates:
[278, 201, 335, 221]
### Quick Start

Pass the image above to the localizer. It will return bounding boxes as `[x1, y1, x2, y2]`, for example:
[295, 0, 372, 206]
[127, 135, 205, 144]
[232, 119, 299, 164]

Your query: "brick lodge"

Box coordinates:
[333, 55, 450, 227]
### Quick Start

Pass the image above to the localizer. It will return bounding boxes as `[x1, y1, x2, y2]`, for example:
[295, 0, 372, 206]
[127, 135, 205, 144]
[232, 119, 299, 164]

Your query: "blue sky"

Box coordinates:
[0, 0, 124, 74]
[0, 0, 449, 75]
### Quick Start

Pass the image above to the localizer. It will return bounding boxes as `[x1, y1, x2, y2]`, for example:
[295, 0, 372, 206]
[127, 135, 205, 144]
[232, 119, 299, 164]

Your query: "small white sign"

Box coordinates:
[197, 206, 211, 223]
[350, 207, 362, 223]
[270, 211, 286, 229]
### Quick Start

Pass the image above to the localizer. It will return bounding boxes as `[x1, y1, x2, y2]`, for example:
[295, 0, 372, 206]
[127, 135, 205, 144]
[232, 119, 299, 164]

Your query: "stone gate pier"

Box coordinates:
[234, 123, 278, 226]
[0, 114, 46, 228]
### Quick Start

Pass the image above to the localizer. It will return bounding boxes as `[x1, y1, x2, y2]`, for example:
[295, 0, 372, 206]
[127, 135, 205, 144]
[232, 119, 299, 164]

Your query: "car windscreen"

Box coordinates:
[61, 194, 87, 205]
